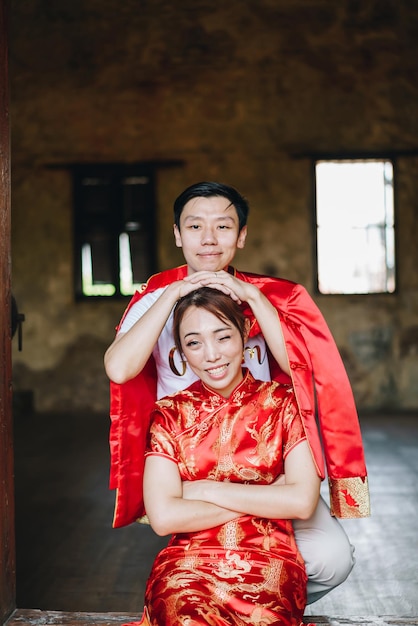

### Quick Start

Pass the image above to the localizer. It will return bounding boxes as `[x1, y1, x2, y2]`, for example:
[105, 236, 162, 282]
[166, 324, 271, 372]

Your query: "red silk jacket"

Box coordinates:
[109, 265, 370, 528]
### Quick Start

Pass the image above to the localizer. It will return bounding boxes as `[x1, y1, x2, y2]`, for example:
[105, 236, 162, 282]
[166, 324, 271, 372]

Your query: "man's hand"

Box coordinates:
[183, 269, 258, 304]
[184, 270, 290, 375]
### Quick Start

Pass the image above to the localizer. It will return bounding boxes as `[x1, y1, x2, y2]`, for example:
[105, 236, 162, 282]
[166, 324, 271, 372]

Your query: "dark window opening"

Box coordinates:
[72, 164, 157, 299]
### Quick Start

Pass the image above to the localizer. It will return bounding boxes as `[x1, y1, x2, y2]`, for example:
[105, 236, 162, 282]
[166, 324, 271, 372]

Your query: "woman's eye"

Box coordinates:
[219, 335, 231, 342]
[185, 340, 199, 348]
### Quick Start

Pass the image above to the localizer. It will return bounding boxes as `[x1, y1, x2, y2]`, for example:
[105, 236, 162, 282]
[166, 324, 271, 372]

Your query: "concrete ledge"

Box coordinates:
[6, 611, 138, 626]
[5, 610, 418, 626]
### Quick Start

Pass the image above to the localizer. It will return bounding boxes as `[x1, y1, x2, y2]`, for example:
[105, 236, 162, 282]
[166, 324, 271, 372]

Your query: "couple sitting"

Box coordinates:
[105, 181, 370, 625]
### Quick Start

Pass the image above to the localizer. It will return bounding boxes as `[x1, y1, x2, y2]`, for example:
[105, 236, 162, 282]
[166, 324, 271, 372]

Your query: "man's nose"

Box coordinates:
[201, 226, 217, 244]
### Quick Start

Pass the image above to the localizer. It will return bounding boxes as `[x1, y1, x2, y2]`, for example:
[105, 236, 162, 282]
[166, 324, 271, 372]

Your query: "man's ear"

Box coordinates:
[173, 224, 182, 248]
[237, 225, 247, 249]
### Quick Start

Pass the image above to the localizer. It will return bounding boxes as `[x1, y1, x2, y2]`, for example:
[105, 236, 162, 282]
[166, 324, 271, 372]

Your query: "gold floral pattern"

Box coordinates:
[329, 476, 371, 518]
[143, 372, 309, 625]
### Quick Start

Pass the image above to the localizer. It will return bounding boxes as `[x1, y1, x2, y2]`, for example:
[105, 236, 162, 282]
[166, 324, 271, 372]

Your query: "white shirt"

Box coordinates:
[119, 287, 271, 399]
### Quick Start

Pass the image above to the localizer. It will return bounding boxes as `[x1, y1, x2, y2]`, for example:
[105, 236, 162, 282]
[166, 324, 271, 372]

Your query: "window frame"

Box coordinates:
[311, 154, 398, 296]
[72, 162, 158, 301]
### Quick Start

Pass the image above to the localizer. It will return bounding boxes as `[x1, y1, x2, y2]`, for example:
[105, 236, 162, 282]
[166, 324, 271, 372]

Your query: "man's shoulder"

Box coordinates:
[129, 265, 187, 303]
[118, 265, 188, 325]
[233, 267, 300, 296]
[145, 265, 188, 291]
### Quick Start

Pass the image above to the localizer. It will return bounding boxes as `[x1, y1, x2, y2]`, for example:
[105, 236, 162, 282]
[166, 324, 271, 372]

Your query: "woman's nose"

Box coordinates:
[205, 342, 220, 361]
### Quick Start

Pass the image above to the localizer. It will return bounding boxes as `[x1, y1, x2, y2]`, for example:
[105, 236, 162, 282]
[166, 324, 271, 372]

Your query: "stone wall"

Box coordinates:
[10, 0, 418, 412]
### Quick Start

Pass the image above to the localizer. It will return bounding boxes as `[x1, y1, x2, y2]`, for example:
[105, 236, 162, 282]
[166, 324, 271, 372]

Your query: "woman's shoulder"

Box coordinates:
[154, 380, 203, 411]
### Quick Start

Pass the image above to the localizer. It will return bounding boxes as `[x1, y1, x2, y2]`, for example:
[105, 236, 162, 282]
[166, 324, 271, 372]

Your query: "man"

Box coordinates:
[105, 181, 370, 604]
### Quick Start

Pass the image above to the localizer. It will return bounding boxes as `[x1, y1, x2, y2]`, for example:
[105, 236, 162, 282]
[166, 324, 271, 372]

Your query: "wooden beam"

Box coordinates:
[0, 0, 15, 622]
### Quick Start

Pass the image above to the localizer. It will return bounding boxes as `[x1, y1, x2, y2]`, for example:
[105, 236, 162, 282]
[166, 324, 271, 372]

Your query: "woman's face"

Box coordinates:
[179, 305, 248, 398]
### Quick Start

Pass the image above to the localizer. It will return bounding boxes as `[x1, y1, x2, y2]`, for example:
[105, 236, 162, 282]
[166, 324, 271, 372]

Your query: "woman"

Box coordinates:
[141, 288, 320, 625]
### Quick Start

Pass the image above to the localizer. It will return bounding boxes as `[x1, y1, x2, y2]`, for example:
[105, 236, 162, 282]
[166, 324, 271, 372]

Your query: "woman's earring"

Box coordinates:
[244, 345, 263, 365]
[169, 346, 187, 377]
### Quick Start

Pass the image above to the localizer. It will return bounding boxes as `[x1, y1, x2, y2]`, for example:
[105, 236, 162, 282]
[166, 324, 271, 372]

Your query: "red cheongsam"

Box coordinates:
[142, 372, 309, 626]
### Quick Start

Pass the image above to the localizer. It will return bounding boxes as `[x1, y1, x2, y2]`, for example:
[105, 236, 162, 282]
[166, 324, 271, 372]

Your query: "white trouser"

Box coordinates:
[293, 496, 355, 605]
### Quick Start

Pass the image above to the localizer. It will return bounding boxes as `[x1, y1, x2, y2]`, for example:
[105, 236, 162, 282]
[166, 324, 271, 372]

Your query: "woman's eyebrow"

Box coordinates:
[183, 325, 232, 340]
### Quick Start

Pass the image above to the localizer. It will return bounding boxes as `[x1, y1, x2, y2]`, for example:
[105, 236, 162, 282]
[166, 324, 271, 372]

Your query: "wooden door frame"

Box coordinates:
[0, 0, 16, 621]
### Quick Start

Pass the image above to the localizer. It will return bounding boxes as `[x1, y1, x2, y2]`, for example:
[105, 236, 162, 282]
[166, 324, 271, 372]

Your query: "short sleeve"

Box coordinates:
[146, 408, 177, 462]
[281, 390, 307, 458]
[119, 290, 164, 334]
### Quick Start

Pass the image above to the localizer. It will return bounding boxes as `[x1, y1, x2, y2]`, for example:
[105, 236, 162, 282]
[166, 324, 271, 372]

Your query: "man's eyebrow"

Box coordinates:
[183, 214, 236, 222]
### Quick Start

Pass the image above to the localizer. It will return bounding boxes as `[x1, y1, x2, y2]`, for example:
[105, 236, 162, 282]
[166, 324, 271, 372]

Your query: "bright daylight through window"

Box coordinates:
[315, 159, 396, 294]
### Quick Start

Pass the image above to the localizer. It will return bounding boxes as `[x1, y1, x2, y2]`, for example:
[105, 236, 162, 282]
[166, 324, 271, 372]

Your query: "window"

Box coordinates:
[314, 159, 396, 295]
[72, 164, 157, 299]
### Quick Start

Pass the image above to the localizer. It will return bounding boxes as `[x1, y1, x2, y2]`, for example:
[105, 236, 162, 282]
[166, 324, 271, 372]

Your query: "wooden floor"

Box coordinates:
[12, 409, 418, 618]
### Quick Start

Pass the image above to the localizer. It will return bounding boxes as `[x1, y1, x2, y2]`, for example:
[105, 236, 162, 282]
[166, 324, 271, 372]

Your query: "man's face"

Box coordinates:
[173, 196, 247, 274]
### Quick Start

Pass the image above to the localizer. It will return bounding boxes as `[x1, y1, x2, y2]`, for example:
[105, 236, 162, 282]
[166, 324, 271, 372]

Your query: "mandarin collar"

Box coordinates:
[200, 368, 254, 404]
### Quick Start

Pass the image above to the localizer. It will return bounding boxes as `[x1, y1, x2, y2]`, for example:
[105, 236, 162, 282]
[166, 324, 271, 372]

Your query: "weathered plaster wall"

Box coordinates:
[10, 0, 418, 412]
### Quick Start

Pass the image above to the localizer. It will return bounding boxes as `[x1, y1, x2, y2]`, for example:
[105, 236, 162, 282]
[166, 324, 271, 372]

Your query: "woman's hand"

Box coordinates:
[272, 474, 286, 486]
[182, 478, 215, 502]
[182, 476, 286, 502]
[144, 457, 241, 536]
[180, 442, 320, 521]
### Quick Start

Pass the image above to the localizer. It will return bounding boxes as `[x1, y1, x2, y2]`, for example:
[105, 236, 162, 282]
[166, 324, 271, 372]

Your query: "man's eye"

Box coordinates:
[218, 225, 230, 229]
[189, 224, 200, 230]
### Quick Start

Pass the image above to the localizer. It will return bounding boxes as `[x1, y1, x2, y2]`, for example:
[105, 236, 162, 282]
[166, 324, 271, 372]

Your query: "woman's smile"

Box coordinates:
[205, 364, 229, 378]
[180, 306, 246, 398]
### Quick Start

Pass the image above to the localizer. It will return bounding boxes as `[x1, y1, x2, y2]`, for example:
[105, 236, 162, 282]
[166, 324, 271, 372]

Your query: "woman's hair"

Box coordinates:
[173, 287, 247, 355]
[173, 181, 249, 232]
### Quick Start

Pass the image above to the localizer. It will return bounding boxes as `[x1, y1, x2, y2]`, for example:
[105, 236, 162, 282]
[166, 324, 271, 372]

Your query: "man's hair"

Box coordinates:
[173, 181, 249, 231]
[172, 287, 247, 356]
